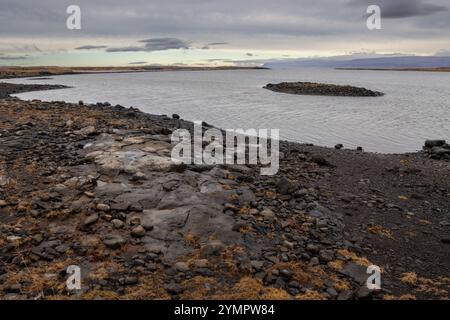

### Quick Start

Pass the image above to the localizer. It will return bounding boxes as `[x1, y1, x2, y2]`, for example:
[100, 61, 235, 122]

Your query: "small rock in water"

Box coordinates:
[335, 144, 344, 150]
[172, 114, 180, 119]
[357, 146, 364, 152]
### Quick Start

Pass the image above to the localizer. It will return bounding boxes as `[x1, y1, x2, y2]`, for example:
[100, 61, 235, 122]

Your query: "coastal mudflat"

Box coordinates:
[0, 82, 448, 300]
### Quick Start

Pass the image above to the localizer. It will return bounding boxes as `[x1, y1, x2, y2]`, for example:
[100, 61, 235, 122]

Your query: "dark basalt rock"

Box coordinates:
[423, 139, 450, 160]
[264, 82, 384, 97]
[0, 82, 69, 99]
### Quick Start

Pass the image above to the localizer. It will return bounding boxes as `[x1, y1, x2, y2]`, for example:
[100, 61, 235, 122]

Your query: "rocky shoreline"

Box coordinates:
[264, 82, 384, 97]
[0, 82, 448, 300]
[0, 82, 69, 99]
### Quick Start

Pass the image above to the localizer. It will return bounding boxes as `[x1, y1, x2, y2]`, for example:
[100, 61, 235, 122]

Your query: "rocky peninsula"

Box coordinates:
[264, 82, 384, 97]
[0, 79, 448, 300]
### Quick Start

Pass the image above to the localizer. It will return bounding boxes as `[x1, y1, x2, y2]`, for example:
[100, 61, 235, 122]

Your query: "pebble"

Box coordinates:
[83, 213, 99, 226]
[306, 244, 320, 253]
[6, 235, 22, 243]
[260, 208, 275, 219]
[4, 284, 21, 294]
[203, 240, 225, 256]
[112, 219, 125, 229]
[277, 177, 294, 195]
[251, 260, 264, 271]
[174, 262, 190, 273]
[193, 259, 209, 269]
[131, 225, 146, 238]
[164, 282, 183, 294]
[122, 276, 139, 286]
[96, 203, 110, 212]
[279, 269, 294, 279]
[319, 249, 334, 262]
[103, 234, 126, 249]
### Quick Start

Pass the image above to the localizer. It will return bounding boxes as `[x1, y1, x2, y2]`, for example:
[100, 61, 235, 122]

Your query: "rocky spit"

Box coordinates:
[0, 82, 69, 99]
[0, 82, 448, 300]
[264, 82, 384, 97]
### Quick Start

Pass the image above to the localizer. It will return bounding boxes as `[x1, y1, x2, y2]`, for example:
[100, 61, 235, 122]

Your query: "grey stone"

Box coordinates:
[131, 225, 146, 238]
[339, 262, 368, 285]
[96, 203, 110, 212]
[164, 282, 183, 294]
[277, 177, 294, 195]
[83, 213, 99, 226]
[112, 219, 125, 229]
[103, 234, 126, 249]
[425, 140, 446, 148]
[203, 240, 225, 256]
[174, 262, 190, 273]
[319, 250, 334, 262]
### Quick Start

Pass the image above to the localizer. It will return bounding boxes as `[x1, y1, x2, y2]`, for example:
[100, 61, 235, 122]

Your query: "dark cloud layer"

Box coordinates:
[350, 0, 447, 18]
[138, 38, 190, 51]
[0, 55, 29, 60]
[107, 38, 190, 52]
[75, 45, 108, 50]
[128, 61, 148, 64]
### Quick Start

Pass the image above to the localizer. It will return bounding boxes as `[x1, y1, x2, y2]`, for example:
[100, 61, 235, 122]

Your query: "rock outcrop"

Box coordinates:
[264, 82, 384, 97]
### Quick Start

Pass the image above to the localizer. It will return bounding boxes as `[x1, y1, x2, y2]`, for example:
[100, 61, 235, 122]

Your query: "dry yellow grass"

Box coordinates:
[2, 260, 73, 297]
[400, 272, 418, 285]
[368, 225, 394, 239]
[296, 290, 325, 300]
[337, 249, 372, 267]
[216, 277, 291, 300]
[328, 260, 345, 270]
[383, 294, 417, 300]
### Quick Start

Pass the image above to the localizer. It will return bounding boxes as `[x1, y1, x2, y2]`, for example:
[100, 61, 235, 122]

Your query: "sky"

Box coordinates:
[1, 0, 450, 66]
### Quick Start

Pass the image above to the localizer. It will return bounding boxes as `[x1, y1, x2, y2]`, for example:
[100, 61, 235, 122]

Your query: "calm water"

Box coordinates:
[5, 68, 450, 153]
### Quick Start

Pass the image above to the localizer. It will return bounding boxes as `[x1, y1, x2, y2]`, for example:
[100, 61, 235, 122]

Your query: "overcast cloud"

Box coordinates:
[0, 0, 449, 64]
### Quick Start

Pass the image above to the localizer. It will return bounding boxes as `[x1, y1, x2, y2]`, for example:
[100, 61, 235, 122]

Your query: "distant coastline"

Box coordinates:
[0, 65, 269, 79]
[336, 67, 450, 73]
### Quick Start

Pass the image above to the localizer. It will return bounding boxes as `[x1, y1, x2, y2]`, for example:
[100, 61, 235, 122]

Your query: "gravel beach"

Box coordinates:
[0, 80, 448, 300]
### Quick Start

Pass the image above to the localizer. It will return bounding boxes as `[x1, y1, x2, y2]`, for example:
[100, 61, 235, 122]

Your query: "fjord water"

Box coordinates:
[7, 68, 450, 153]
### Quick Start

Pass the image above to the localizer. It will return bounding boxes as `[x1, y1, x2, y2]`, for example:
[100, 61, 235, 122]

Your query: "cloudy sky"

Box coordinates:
[1, 0, 449, 66]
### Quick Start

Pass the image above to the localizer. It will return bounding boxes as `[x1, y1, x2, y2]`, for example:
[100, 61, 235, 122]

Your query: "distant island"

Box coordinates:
[264, 82, 384, 97]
